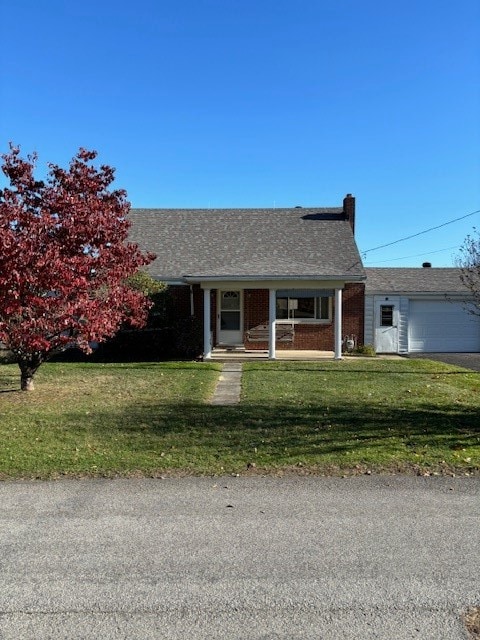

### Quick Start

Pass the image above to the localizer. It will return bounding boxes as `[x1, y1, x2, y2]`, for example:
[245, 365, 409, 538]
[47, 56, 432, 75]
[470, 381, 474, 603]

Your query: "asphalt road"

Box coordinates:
[0, 476, 479, 639]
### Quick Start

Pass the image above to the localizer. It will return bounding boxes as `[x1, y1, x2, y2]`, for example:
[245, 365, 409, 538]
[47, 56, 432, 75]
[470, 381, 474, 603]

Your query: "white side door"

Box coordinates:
[217, 290, 243, 345]
[374, 297, 400, 353]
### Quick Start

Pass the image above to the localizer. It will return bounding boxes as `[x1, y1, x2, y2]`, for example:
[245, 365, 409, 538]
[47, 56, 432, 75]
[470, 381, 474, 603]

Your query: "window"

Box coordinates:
[380, 305, 394, 327]
[221, 291, 240, 310]
[220, 291, 240, 330]
[276, 296, 331, 321]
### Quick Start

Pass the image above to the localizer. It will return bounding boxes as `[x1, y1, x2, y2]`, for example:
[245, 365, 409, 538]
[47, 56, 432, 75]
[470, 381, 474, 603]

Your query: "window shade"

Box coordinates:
[276, 289, 334, 298]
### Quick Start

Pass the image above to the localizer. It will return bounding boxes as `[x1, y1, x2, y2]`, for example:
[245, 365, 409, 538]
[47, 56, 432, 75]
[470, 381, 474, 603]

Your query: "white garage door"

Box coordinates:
[409, 299, 480, 352]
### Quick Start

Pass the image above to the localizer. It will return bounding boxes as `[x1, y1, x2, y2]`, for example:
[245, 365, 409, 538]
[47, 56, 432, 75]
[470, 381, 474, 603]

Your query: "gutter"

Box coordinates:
[366, 291, 472, 298]
[183, 274, 366, 283]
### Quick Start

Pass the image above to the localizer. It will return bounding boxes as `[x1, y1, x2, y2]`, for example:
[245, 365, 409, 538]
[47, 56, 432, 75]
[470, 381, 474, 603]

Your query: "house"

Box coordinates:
[364, 266, 480, 353]
[128, 195, 366, 359]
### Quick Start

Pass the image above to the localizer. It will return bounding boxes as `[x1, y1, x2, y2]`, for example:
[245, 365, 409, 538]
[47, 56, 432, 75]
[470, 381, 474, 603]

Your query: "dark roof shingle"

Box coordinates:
[128, 207, 365, 281]
[365, 267, 468, 294]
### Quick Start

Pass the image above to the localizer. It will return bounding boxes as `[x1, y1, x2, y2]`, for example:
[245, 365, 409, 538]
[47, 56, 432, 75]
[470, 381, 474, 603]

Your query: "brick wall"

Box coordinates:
[169, 284, 206, 320]
[243, 284, 365, 351]
[341, 283, 365, 347]
[169, 285, 191, 317]
[243, 289, 269, 333]
[169, 285, 216, 343]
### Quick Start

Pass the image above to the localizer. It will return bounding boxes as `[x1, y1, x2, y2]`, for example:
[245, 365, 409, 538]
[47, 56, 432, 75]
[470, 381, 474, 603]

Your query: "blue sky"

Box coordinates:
[2, 0, 479, 266]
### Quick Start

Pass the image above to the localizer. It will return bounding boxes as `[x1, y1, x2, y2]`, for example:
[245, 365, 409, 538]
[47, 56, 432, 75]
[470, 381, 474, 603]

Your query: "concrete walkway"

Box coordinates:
[210, 362, 242, 405]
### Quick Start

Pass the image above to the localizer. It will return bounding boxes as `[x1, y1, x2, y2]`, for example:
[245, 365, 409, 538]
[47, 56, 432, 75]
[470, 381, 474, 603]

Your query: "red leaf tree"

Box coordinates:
[0, 145, 155, 390]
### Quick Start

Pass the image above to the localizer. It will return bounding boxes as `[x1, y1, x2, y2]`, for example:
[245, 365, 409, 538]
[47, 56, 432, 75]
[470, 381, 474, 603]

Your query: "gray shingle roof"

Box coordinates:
[128, 208, 365, 281]
[365, 267, 468, 294]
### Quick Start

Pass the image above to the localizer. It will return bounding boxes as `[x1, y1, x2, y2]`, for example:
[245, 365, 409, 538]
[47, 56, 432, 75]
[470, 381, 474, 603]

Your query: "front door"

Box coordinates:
[218, 290, 243, 345]
[374, 297, 400, 353]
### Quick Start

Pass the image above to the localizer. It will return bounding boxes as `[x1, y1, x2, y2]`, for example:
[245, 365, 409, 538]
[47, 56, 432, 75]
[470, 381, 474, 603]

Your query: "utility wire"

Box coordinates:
[362, 208, 480, 255]
[364, 245, 460, 265]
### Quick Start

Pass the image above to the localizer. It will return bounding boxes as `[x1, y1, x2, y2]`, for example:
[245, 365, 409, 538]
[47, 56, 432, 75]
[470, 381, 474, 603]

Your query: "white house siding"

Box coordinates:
[408, 299, 480, 353]
[364, 296, 374, 346]
[398, 297, 409, 353]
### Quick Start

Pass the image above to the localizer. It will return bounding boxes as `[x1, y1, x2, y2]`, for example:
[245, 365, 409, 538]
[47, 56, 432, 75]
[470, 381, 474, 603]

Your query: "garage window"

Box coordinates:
[380, 305, 394, 327]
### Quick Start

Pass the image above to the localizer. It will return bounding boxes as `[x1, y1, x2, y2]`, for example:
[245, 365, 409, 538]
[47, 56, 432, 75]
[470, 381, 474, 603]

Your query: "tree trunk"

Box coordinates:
[18, 355, 44, 392]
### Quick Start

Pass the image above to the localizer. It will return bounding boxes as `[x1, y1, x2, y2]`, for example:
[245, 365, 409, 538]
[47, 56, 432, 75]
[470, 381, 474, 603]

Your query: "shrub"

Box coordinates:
[0, 349, 17, 364]
[349, 343, 376, 357]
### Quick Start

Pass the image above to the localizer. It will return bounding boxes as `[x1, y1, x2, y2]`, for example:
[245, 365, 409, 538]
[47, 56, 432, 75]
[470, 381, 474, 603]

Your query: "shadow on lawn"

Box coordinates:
[0, 361, 221, 393]
[245, 364, 480, 376]
[63, 398, 480, 459]
[0, 370, 20, 392]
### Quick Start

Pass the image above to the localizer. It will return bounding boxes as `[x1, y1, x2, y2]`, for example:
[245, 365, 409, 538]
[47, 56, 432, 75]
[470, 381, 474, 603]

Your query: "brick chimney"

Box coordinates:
[343, 193, 355, 233]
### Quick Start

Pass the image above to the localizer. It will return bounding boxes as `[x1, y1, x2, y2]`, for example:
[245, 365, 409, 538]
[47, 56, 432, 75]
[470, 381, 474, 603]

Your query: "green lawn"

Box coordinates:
[0, 358, 479, 478]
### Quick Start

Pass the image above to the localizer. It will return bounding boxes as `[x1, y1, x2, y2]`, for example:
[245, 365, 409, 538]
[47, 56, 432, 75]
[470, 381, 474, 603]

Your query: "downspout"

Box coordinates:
[190, 285, 194, 317]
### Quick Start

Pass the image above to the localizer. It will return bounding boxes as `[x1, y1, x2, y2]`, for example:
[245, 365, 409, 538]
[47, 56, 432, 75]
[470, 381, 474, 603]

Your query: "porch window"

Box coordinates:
[276, 296, 331, 321]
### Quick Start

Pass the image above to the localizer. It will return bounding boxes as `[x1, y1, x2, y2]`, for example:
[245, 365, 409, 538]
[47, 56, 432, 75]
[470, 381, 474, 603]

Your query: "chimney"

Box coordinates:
[343, 193, 355, 233]
[422, 262, 432, 268]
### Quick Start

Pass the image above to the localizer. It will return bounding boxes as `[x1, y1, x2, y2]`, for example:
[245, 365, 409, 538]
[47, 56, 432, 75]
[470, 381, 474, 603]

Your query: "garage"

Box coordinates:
[408, 299, 480, 353]
[365, 267, 480, 354]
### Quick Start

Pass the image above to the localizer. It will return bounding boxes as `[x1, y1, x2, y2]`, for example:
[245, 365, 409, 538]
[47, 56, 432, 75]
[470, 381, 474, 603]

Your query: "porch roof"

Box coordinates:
[183, 258, 364, 282]
[128, 207, 365, 282]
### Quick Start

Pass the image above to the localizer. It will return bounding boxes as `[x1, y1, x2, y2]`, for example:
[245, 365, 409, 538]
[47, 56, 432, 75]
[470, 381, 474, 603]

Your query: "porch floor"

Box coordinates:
[209, 349, 335, 361]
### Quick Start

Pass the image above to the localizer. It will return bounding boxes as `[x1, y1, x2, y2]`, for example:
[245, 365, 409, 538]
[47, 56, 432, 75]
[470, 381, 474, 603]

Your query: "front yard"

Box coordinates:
[0, 359, 479, 478]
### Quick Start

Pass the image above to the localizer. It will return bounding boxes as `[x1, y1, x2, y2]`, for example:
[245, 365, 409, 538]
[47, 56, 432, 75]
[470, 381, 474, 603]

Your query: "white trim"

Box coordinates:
[334, 288, 342, 359]
[195, 279, 351, 289]
[186, 275, 364, 283]
[269, 289, 276, 359]
[203, 288, 211, 359]
[366, 291, 471, 299]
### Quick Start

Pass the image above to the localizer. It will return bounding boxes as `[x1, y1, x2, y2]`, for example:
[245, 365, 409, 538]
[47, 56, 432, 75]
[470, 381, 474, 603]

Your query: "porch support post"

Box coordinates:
[268, 288, 276, 360]
[203, 288, 212, 360]
[334, 287, 343, 360]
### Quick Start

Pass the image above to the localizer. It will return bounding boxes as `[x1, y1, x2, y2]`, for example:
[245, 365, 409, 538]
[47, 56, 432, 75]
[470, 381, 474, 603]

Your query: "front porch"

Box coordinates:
[199, 283, 349, 361]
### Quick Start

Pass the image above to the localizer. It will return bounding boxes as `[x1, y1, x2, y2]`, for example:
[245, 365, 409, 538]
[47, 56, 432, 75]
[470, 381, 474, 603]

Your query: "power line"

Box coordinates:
[362, 208, 480, 255]
[364, 245, 460, 265]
